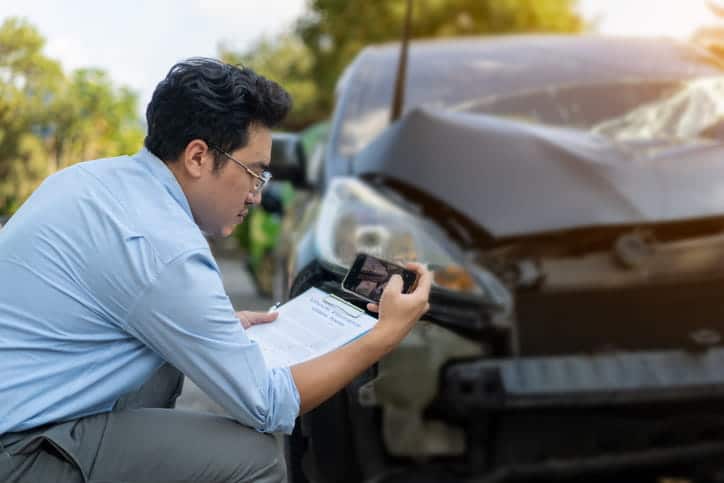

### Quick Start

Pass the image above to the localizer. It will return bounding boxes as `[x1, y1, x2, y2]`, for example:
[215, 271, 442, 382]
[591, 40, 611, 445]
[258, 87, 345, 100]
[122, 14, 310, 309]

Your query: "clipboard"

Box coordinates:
[322, 293, 365, 318]
[246, 287, 378, 368]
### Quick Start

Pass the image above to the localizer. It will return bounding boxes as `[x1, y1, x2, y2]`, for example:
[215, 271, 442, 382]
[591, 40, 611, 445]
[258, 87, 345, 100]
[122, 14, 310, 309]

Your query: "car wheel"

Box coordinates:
[286, 391, 363, 483]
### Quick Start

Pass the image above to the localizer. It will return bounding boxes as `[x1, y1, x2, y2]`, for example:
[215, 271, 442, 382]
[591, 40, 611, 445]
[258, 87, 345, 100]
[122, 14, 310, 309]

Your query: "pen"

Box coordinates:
[267, 301, 281, 313]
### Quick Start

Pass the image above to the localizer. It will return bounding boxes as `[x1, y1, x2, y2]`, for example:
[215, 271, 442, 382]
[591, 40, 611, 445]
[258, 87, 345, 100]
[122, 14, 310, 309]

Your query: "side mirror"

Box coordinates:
[270, 132, 307, 188]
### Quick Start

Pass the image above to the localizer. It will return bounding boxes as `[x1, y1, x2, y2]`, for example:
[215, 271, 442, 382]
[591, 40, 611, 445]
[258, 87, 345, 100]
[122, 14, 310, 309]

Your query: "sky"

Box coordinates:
[0, 0, 309, 112]
[579, 0, 715, 39]
[0, 0, 721, 115]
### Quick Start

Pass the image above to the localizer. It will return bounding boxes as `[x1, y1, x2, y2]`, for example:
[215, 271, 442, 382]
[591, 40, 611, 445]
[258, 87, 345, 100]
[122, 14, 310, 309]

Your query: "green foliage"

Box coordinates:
[301, 0, 585, 115]
[50, 69, 144, 170]
[0, 17, 144, 214]
[223, 0, 584, 128]
[220, 34, 321, 129]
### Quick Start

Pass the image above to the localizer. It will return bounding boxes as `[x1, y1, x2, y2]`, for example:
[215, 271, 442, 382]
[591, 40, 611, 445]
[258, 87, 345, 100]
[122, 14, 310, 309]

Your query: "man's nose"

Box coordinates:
[246, 189, 262, 205]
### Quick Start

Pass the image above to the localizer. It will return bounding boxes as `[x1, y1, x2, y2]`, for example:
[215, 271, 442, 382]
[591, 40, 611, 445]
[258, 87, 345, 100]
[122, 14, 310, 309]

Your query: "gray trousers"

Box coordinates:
[0, 364, 286, 483]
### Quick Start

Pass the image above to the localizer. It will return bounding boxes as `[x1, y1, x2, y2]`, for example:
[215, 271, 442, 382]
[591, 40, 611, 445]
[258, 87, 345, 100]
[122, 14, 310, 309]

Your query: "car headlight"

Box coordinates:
[315, 178, 510, 309]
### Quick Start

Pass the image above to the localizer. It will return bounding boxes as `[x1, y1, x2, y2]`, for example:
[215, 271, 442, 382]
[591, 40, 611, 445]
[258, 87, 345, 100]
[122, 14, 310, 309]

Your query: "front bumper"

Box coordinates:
[440, 348, 724, 412]
[423, 348, 724, 480]
[289, 261, 724, 480]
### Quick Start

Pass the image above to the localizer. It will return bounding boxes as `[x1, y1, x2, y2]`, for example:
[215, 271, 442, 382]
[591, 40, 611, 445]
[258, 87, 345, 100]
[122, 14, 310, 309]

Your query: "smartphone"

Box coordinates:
[341, 253, 419, 304]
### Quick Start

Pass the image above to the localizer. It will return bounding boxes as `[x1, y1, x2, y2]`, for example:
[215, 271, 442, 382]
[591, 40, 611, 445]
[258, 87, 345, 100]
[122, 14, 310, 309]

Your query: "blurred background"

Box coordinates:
[9, 0, 724, 481]
[3, 0, 724, 416]
[3, 0, 723, 291]
[1, 0, 722, 218]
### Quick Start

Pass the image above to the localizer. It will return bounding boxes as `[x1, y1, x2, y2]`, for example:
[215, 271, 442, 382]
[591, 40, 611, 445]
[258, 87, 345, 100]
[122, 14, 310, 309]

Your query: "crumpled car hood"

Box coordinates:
[353, 107, 724, 239]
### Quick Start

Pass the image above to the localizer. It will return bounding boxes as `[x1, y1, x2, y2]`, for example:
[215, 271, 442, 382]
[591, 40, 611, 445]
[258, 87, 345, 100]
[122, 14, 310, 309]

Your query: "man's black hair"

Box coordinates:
[144, 57, 291, 170]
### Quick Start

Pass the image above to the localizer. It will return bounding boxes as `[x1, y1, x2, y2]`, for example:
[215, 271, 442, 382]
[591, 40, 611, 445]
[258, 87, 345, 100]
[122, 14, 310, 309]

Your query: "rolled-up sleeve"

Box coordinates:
[122, 248, 300, 434]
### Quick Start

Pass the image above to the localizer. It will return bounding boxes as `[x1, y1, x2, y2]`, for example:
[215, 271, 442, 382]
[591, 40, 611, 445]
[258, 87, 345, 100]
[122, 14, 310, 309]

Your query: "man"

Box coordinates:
[0, 58, 431, 482]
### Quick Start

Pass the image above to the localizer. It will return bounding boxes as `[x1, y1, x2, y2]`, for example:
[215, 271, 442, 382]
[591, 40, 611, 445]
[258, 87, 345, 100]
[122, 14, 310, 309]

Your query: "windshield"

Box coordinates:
[329, 38, 724, 164]
[335, 77, 724, 161]
[463, 77, 724, 142]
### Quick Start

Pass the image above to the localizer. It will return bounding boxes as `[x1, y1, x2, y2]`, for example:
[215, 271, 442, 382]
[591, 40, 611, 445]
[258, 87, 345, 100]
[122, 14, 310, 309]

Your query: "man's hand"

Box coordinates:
[365, 262, 432, 351]
[236, 310, 278, 329]
[290, 262, 432, 414]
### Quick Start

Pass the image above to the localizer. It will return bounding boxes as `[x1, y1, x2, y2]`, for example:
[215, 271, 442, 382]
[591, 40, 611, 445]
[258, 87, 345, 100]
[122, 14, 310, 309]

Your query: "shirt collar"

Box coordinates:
[133, 147, 194, 220]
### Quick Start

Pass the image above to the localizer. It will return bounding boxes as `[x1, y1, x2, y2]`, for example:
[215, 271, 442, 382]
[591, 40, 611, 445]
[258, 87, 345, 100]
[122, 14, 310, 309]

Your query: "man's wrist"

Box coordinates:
[365, 323, 399, 357]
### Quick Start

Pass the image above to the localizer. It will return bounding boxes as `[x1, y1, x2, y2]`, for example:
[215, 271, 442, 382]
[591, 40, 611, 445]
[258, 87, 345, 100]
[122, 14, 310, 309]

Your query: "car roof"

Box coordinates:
[339, 35, 723, 98]
[341, 37, 724, 238]
[327, 35, 723, 172]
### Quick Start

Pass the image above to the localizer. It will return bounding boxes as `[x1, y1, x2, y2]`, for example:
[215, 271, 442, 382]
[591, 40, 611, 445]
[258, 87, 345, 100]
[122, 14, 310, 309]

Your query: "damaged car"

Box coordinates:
[268, 34, 724, 482]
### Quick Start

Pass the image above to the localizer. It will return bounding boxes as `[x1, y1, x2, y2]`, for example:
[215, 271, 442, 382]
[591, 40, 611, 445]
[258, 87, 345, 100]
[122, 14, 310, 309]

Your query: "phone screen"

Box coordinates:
[341, 253, 418, 303]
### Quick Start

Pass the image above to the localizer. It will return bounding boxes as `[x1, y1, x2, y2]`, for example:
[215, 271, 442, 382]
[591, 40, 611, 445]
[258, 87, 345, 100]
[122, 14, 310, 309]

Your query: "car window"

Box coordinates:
[329, 39, 724, 163]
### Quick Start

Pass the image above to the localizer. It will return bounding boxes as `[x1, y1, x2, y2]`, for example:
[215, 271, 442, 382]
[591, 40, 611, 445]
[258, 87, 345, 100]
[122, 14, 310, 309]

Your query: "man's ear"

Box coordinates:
[179, 139, 212, 179]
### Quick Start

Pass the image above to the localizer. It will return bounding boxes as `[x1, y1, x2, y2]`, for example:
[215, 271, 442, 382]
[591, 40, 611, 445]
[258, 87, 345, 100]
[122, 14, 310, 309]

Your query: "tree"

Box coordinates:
[0, 17, 144, 214]
[223, 0, 585, 128]
[219, 34, 321, 129]
[0, 17, 64, 213]
[300, 0, 585, 115]
[50, 68, 144, 171]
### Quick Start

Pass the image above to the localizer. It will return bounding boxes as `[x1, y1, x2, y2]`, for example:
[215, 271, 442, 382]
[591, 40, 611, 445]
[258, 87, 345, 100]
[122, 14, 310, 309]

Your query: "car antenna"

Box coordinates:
[390, 0, 413, 123]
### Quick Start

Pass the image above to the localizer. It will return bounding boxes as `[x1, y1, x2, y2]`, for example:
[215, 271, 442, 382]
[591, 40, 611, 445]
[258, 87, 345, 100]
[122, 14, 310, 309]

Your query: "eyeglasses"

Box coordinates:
[210, 144, 272, 194]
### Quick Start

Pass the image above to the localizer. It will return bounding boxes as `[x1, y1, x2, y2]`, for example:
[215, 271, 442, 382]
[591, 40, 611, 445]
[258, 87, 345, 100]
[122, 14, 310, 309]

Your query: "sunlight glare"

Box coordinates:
[581, 0, 717, 39]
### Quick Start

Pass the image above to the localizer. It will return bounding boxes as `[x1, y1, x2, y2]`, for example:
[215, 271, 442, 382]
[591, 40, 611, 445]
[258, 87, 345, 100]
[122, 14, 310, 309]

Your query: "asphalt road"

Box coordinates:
[175, 248, 273, 416]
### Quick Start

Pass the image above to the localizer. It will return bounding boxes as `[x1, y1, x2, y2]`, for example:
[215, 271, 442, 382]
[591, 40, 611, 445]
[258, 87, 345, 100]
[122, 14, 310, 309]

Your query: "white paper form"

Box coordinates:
[246, 287, 378, 368]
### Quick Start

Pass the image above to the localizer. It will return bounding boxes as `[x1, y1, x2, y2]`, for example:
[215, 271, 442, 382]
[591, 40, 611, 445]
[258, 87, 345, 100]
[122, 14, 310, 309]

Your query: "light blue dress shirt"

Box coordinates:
[0, 148, 300, 435]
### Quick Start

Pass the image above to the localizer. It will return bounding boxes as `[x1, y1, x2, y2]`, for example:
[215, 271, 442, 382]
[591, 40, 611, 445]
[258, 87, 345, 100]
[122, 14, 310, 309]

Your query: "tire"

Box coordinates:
[286, 391, 363, 483]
